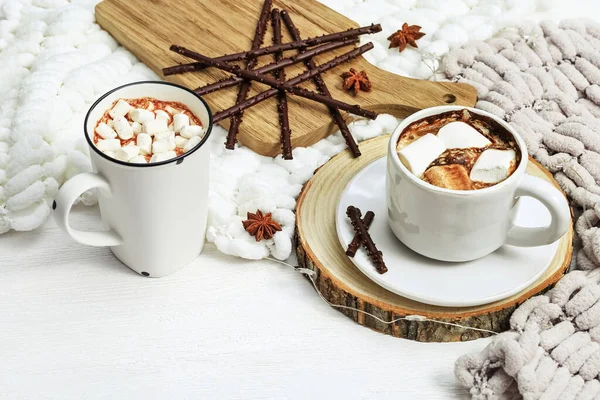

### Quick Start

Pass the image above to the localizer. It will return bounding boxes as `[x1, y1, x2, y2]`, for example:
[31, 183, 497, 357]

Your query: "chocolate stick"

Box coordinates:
[194, 40, 357, 96]
[211, 43, 374, 122]
[346, 211, 374, 257]
[272, 9, 293, 160]
[281, 10, 361, 158]
[163, 52, 251, 76]
[346, 206, 387, 274]
[212, 43, 373, 122]
[171, 44, 377, 122]
[163, 24, 381, 75]
[226, 0, 273, 149]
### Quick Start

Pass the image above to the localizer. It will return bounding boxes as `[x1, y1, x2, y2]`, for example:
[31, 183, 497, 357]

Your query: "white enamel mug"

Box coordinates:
[52, 81, 212, 277]
[386, 105, 571, 262]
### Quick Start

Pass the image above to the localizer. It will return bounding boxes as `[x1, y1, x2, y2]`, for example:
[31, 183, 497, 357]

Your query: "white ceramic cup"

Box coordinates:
[52, 81, 212, 277]
[386, 105, 571, 262]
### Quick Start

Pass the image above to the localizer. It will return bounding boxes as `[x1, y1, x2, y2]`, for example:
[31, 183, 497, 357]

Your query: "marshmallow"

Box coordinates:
[183, 135, 202, 153]
[470, 149, 516, 183]
[136, 133, 152, 155]
[143, 119, 168, 135]
[437, 122, 491, 149]
[155, 110, 170, 121]
[97, 139, 121, 152]
[173, 113, 190, 132]
[180, 125, 204, 139]
[152, 136, 176, 153]
[150, 151, 177, 163]
[130, 108, 155, 123]
[113, 116, 134, 140]
[154, 130, 174, 140]
[103, 151, 116, 159]
[115, 145, 140, 162]
[95, 122, 117, 139]
[107, 119, 114, 128]
[397, 133, 447, 178]
[129, 155, 148, 164]
[175, 135, 188, 148]
[424, 164, 474, 191]
[109, 99, 131, 119]
[131, 121, 142, 134]
[165, 106, 180, 114]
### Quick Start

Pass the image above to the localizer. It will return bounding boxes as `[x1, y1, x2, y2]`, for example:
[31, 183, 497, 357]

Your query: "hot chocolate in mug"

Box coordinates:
[386, 105, 571, 262]
[52, 81, 212, 277]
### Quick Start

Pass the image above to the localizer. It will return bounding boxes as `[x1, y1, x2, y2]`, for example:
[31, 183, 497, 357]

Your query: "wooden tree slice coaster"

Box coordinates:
[295, 135, 573, 342]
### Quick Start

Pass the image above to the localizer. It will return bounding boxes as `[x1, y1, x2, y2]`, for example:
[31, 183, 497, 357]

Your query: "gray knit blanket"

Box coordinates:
[444, 19, 600, 399]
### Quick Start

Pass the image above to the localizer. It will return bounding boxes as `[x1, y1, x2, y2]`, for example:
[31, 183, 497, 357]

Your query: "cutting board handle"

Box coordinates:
[360, 63, 478, 118]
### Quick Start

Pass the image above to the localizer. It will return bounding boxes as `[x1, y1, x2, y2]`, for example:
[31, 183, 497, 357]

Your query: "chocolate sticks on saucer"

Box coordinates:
[346, 206, 387, 274]
[346, 210, 374, 257]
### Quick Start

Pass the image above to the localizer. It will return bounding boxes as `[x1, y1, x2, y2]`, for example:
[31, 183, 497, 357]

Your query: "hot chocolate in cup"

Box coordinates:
[386, 106, 571, 262]
[52, 81, 212, 277]
[396, 108, 521, 191]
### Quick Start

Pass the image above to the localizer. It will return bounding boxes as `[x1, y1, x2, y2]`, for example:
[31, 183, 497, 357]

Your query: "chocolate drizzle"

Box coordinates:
[429, 147, 485, 171]
[280, 10, 361, 158]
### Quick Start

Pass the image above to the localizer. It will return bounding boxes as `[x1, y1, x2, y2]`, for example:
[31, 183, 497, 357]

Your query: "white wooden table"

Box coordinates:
[1, 205, 481, 399]
[0, 3, 595, 398]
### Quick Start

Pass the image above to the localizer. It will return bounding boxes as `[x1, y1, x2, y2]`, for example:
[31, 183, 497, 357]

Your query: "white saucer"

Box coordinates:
[336, 157, 559, 307]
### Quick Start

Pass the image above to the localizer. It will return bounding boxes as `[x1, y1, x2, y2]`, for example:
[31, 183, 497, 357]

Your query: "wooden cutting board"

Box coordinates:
[95, 0, 478, 157]
[295, 135, 573, 342]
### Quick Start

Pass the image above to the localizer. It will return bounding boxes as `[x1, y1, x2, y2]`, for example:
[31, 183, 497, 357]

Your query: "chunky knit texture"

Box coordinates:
[0, 0, 157, 234]
[445, 19, 600, 399]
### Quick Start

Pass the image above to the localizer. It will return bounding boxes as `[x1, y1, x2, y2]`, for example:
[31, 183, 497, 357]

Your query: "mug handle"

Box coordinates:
[52, 172, 123, 247]
[506, 175, 571, 247]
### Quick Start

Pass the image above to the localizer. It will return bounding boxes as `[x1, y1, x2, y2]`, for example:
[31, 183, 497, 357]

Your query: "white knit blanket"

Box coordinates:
[445, 19, 600, 399]
[0, 0, 156, 232]
[0, 0, 550, 260]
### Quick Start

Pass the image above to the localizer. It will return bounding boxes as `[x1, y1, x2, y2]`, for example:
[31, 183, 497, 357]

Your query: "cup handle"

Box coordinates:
[52, 172, 123, 247]
[506, 174, 571, 247]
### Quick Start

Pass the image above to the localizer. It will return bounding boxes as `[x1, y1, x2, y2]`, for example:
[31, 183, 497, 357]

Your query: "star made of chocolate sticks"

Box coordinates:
[162, 0, 381, 160]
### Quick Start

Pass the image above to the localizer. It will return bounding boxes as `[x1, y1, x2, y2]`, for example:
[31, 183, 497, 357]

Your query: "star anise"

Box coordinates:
[340, 68, 372, 96]
[242, 210, 282, 242]
[388, 23, 426, 52]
